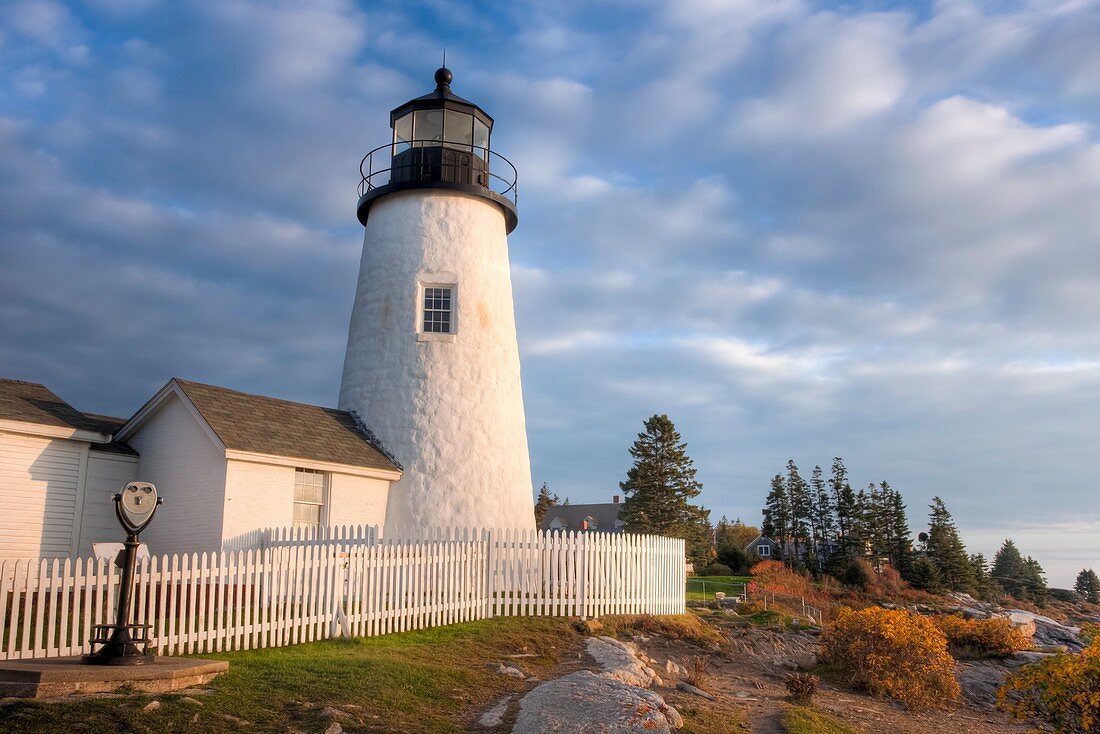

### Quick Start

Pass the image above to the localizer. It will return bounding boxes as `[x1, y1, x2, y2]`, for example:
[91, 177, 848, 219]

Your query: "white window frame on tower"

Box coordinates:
[416, 273, 458, 342]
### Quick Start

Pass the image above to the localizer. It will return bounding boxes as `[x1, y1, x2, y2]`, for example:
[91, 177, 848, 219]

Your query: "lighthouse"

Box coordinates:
[339, 67, 536, 533]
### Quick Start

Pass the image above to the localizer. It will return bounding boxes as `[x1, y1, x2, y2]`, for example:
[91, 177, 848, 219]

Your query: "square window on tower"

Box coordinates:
[422, 285, 454, 334]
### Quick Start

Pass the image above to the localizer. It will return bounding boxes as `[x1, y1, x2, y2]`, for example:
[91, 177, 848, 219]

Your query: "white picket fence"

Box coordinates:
[0, 528, 685, 660]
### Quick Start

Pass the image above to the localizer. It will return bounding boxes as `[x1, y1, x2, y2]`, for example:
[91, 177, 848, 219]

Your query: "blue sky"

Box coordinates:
[1, 0, 1098, 586]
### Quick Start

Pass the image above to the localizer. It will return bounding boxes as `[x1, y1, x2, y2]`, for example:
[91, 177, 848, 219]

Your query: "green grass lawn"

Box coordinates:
[686, 575, 750, 601]
[0, 617, 581, 734]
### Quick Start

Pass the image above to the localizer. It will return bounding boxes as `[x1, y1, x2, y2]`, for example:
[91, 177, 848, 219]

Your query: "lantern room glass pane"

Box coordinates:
[393, 113, 413, 153]
[413, 109, 443, 146]
[443, 109, 473, 150]
[473, 118, 489, 159]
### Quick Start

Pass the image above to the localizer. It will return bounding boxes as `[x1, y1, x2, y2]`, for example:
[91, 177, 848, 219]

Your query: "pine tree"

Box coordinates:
[533, 482, 559, 526]
[925, 497, 975, 592]
[881, 481, 912, 573]
[1075, 569, 1100, 603]
[992, 539, 1027, 599]
[829, 458, 861, 567]
[618, 414, 711, 565]
[810, 465, 835, 567]
[1022, 556, 1048, 600]
[908, 554, 943, 593]
[969, 553, 999, 600]
[786, 460, 812, 567]
[762, 474, 791, 560]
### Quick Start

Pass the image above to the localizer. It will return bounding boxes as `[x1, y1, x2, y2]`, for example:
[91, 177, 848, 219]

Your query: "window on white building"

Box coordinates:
[422, 286, 453, 334]
[757, 544, 771, 557]
[293, 469, 327, 530]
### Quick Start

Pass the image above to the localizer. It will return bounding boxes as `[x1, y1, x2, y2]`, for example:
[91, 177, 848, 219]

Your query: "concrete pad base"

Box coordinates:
[0, 657, 228, 699]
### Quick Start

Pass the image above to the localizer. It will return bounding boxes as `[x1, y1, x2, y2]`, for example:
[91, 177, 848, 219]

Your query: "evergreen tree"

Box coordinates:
[969, 553, 1000, 600]
[908, 554, 943, 593]
[992, 539, 1027, 599]
[618, 414, 711, 565]
[829, 458, 862, 568]
[1022, 556, 1048, 600]
[880, 482, 913, 573]
[925, 497, 975, 592]
[762, 474, 791, 560]
[1075, 569, 1100, 603]
[786, 460, 812, 567]
[810, 465, 835, 566]
[533, 482, 559, 526]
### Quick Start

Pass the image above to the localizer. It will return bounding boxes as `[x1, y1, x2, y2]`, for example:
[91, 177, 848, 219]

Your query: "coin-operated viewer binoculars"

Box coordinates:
[83, 481, 163, 666]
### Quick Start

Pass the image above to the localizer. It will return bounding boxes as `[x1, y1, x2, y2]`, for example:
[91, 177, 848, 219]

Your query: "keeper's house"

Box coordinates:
[0, 377, 401, 561]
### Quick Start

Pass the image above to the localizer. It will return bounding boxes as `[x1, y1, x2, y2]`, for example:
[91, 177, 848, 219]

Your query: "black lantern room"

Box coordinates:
[357, 67, 518, 233]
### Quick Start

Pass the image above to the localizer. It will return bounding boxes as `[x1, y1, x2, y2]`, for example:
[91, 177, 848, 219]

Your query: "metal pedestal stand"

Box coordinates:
[83, 482, 162, 666]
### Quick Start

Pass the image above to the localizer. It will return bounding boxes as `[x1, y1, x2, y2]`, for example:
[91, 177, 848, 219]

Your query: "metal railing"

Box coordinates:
[357, 140, 518, 205]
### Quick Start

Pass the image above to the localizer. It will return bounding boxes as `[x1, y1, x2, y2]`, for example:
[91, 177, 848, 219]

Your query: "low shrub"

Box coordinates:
[840, 558, 875, 590]
[999, 626, 1100, 733]
[698, 563, 734, 577]
[821, 606, 959, 709]
[934, 614, 1031, 658]
[783, 672, 819, 704]
[683, 655, 712, 690]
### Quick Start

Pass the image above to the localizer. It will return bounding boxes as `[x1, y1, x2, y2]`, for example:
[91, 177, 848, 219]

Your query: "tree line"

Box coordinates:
[759, 457, 1080, 602]
[533, 413, 1096, 605]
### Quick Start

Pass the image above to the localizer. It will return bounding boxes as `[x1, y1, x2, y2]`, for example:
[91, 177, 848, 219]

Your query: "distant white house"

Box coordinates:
[0, 377, 402, 560]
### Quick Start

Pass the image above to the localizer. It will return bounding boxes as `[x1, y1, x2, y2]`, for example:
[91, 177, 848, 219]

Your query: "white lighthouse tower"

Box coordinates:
[339, 67, 535, 532]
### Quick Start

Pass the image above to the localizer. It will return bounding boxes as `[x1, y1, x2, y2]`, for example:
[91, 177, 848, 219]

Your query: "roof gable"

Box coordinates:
[119, 379, 401, 474]
[539, 502, 624, 531]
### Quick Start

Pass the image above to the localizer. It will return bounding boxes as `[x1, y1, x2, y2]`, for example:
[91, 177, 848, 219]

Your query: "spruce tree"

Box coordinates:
[992, 539, 1027, 598]
[1022, 556, 1048, 600]
[1075, 569, 1100, 603]
[618, 414, 711, 565]
[881, 482, 912, 573]
[810, 465, 835, 566]
[762, 474, 791, 560]
[533, 482, 559, 526]
[829, 458, 862, 567]
[925, 497, 975, 592]
[786, 460, 812, 567]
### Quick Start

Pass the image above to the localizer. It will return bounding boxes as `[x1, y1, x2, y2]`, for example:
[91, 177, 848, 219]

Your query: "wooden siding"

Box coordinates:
[0, 432, 84, 560]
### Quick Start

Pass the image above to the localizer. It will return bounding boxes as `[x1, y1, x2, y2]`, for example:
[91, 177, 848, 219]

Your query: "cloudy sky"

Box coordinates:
[2, 0, 1098, 586]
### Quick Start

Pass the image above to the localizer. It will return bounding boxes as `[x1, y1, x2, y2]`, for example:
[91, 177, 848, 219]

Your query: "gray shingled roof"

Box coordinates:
[0, 379, 107, 434]
[0, 378, 137, 455]
[171, 379, 401, 473]
[539, 502, 624, 532]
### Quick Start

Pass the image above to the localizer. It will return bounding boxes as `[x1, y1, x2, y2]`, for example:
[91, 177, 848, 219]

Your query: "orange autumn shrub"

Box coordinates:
[750, 560, 821, 601]
[999, 626, 1100, 733]
[934, 614, 1031, 658]
[822, 606, 959, 709]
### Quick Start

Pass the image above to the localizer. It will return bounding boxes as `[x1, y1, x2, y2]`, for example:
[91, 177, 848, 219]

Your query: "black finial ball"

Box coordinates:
[435, 67, 453, 87]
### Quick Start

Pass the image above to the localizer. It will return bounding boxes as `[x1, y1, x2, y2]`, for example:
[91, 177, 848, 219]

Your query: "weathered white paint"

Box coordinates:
[76, 452, 139, 553]
[0, 431, 84, 560]
[340, 189, 535, 532]
[0, 529, 686, 660]
[126, 393, 227, 556]
[328, 472, 389, 527]
[220, 460, 390, 549]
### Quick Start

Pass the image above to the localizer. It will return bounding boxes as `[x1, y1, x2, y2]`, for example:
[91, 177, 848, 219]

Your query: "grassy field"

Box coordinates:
[686, 575, 750, 601]
[0, 617, 580, 734]
[783, 705, 864, 733]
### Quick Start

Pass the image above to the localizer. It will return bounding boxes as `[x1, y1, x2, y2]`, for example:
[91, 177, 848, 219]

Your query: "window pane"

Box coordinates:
[422, 286, 453, 334]
[413, 109, 443, 146]
[393, 113, 413, 153]
[444, 110, 473, 149]
[473, 119, 489, 159]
